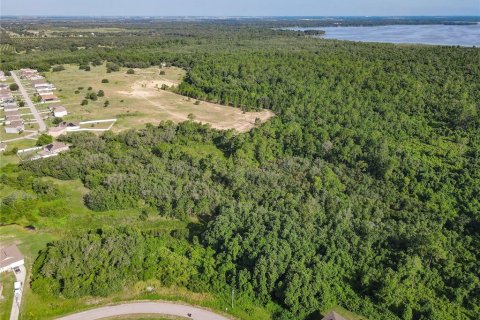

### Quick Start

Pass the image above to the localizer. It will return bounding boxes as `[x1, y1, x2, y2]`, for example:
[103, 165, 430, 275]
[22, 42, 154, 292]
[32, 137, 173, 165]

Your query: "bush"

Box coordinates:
[52, 117, 63, 125]
[159, 70, 166, 75]
[52, 65, 65, 72]
[36, 134, 53, 146]
[81, 99, 88, 106]
[126, 69, 135, 74]
[97, 90, 104, 97]
[101, 79, 109, 83]
[88, 86, 92, 90]
[86, 92, 98, 101]
[9, 83, 19, 91]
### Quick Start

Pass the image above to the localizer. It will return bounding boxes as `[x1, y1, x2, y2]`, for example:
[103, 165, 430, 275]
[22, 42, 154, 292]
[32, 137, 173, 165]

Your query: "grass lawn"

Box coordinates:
[43, 64, 273, 132]
[0, 272, 15, 320]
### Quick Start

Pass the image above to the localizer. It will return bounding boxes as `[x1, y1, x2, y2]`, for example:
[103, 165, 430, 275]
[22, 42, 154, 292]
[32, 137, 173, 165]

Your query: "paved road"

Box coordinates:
[9, 265, 26, 320]
[11, 71, 47, 132]
[56, 302, 232, 320]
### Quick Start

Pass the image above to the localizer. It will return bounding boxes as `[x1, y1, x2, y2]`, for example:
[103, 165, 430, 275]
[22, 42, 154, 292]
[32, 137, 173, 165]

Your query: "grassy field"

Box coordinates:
[0, 272, 15, 320]
[43, 64, 273, 132]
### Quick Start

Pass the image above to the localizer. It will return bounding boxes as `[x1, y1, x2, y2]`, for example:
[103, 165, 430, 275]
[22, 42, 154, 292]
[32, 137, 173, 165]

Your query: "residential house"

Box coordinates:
[0, 245, 24, 273]
[3, 104, 18, 112]
[36, 142, 69, 158]
[52, 105, 68, 117]
[5, 120, 24, 133]
[39, 92, 59, 103]
[48, 121, 80, 137]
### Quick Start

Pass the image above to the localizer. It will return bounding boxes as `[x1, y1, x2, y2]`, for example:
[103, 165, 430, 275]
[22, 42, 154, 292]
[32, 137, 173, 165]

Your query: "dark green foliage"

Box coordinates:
[31, 227, 219, 298]
[81, 99, 88, 105]
[106, 62, 120, 73]
[86, 92, 97, 101]
[6, 19, 480, 320]
[126, 68, 135, 74]
[97, 89, 104, 97]
[35, 133, 53, 146]
[101, 79, 109, 83]
[9, 83, 18, 91]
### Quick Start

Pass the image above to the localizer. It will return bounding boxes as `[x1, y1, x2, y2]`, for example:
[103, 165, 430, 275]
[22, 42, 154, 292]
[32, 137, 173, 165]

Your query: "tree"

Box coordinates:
[101, 79, 109, 83]
[97, 90, 104, 97]
[81, 99, 88, 106]
[127, 69, 135, 74]
[36, 134, 53, 146]
[9, 83, 19, 91]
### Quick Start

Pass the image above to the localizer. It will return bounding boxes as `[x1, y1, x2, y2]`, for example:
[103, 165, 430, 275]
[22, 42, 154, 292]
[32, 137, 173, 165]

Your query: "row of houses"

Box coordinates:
[20, 68, 61, 104]
[0, 82, 25, 134]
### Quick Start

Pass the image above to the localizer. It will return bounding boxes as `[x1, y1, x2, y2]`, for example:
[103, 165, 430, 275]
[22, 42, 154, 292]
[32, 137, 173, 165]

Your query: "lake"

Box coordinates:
[292, 24, 480, 46]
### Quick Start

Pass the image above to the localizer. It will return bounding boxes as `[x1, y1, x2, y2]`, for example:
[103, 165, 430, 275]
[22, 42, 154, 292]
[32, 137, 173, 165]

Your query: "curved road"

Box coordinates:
[55, 302, 232, 320]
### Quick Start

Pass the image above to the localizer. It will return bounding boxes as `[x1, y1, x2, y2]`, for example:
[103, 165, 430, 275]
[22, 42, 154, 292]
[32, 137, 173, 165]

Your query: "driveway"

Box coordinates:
[9, 265, 26, 320]
[10, 71, 47, 132]
[55, 302, 232, 320]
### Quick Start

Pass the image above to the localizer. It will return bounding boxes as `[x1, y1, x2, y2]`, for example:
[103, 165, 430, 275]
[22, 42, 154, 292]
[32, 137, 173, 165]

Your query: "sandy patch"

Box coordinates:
[117, 80, 275, 132]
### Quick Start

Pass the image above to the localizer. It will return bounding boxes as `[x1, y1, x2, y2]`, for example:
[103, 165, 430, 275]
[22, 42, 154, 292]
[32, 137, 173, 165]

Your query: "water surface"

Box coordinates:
[293, 24, 480, 46]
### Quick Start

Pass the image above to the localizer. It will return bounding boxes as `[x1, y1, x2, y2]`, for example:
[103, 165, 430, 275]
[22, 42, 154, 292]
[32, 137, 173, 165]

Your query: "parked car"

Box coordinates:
[13, 266, 21, 274]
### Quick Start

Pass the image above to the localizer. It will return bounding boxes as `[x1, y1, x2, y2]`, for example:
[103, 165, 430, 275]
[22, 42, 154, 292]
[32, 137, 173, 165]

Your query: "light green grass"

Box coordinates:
[0, 272, 15, 320]
[44, 64, 273, 133]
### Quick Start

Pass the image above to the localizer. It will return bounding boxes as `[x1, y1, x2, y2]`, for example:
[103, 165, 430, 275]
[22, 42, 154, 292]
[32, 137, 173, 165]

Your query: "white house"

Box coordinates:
[5, 120, 24, 133]
[52, 105, 68, 117]
[0, 245, 24, 273]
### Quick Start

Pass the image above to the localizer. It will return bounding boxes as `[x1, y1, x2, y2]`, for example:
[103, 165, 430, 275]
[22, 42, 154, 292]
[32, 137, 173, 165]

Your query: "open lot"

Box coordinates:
[44, 64, 274, 132]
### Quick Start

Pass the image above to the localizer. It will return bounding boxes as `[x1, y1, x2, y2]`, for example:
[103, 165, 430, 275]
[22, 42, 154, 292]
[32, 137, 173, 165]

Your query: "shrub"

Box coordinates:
[9, 83, 19, 91]
[52, 65, 65, 72]
[36, 134, 53, 146]
[97, 90, 104, 97]
[101, 79, 109, 83]
[126, 68, 135, 74]
[81, 99, 88, 106]
[159, 70, 166, 75]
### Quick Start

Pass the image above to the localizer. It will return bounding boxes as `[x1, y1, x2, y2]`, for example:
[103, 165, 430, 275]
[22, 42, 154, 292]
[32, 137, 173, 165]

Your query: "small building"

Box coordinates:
[36, 142, 69, 158]
[52, 105, 68, 117]
[39, 92, 58, 103]
[3, 104, 18, 112]
[5, 120, 24, 133]
[0, 142, 6, 152]
[3, 101, 17, 108]
[4, 110, 21, 118]
[4, 115, 22, 125]
[0, 245, 24, 273]
[48, 126, 67, 137]
[48, 121, 80, 137]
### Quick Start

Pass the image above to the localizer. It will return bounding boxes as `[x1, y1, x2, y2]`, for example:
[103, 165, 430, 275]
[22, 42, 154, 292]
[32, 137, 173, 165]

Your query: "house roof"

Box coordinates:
[53, 106, 67, 113]
[31, 79, 47, 85]
[40, 93, 57, 100]
[321, 311, 347, 320]
[6, 120, 24, 128]
[0, 245, 24, 269]
[44, 142, 68, 153]
[5, 110, 20, 117]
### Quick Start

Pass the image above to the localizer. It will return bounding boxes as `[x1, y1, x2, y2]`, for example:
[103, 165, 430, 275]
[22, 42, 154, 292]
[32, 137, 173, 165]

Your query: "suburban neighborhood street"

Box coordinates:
[55, 302, 232, 320]
[11, 71, 47, 132]
[9, 265, 26, 320]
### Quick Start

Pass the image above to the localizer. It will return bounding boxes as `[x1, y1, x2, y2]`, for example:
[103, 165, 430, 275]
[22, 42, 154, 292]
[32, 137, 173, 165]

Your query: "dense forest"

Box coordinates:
[1, 19, 479, 320]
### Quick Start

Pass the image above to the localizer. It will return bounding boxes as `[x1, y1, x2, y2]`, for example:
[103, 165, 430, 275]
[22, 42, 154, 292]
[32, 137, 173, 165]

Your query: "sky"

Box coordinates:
[1, 0, 479, 17]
